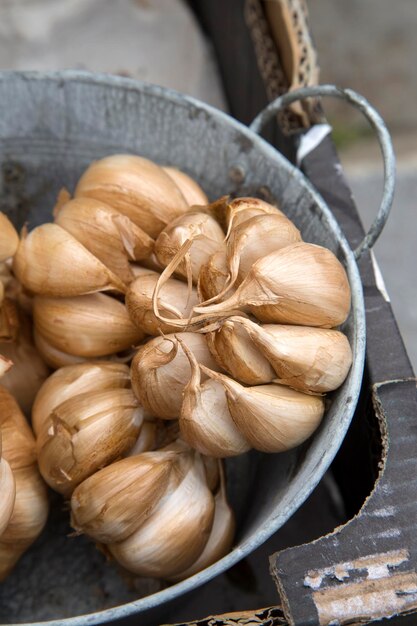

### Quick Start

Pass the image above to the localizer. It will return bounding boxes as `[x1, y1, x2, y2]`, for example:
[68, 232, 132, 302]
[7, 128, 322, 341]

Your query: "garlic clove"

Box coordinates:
[155, 211, 225, 284]
[206, 320, 275, 385]
[126, 273, 199, 336]
[0, 386, 49, 581]
[37, 388, 143, 496]
[0, 465, 49, 581]
[109, 452, 214, 578]
[33, 329, 87, 370]
[230, 317, 353, 393]
[55, 197, 154, 284]
[0, 213, 19, 262]
[32, 361, 131, 438]
[125, 419, 159, 456]
[194, 242, 351, 328]
[70, 450, 176, 543]
[220, 212, 301, 300]
[179, 340, 250, 457]
[0, 312, 49, 416]
[75, 155, 189, 239]
[130, 332, 222, 420]
[201, 368, 325, 453]
[168, 465, 235, 582]
[13, 223, 126, 297]
[0, 455, 15, 537]
[0, 386, 37, 468]
[163, 167, 208, 206]
[33, 293, 145, 358]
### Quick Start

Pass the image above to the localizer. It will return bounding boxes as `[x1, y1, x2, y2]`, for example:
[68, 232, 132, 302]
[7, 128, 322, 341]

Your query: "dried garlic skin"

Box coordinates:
[37, 387, 143, 496]
[0, 312, 49, 415]
[13, 223, 126, 297]
[194, 242, 351, 328]
[207, 196, 279, 233]
[155, 211, 225, 284]
[33, 293, 145, 358]
[223, 212, 301, 291]
[131, 332, 221, 419]
[0, 386, 48, 581]
[206, 320, 275, 385]
[75, 154, 189, 239]
[126, 272, 199, 335]
[55, 197, 154, 284]
[109, 452, 215, 578]
[198, 250, 231, 302]
[229, 316, 353, 393]
[163, 167, 208, 207]
[71, 450, 176, 543]
[0, 438, 15, 537]
[201, 368, 325, 454]
[179, 338, 250, 457]
[0, 213, 19, 263]
[168, 473, 235, 582]
[32, 361, 131, 437]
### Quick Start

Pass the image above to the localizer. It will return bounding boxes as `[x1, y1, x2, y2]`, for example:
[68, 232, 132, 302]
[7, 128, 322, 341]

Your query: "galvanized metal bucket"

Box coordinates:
[0, 72, 395, 626]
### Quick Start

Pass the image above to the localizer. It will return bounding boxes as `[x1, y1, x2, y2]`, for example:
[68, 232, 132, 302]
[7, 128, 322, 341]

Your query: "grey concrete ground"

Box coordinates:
[340, 138, 417, 371]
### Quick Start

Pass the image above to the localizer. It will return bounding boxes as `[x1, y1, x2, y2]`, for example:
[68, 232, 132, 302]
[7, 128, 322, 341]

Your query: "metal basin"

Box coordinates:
[0, 72, 370, 626]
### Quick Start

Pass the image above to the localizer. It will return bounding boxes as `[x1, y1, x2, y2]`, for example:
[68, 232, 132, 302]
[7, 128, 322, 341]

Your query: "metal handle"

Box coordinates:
[249, 84, 396, 260]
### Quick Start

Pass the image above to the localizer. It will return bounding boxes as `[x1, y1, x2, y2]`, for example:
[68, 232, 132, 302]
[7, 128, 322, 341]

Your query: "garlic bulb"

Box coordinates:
[109, 451, 215, 578]
[126, 272, 199, 336]
[194, 243, 351, 328]
[33, 293, 144, 358]
[206, 320, 275, 385]
[179, 341, 250, 457]
[55, 197, 154, 284]
[37, 386, 143, 496]
[168, 465, 235, 582]
[131, 332, 221, 419]
[230, 316, 353, 393]
[198, 250, 231, 302]
[201, 368, 325, 453]
[13, 224, 126, 296]
[0, 213, 19, 262]
[0, 436, 15, 537]
[211, 212, 301, 303]
[71, 450, 177, 543]
[32, 362, 131, 439]
[0, 386, 48, 581]
[208, 196, 280, 233]
[75, 155, 189, 238]
[155, 211, 225, 284]
[163, 167, 208, 206]
[0, 313, 49, 415]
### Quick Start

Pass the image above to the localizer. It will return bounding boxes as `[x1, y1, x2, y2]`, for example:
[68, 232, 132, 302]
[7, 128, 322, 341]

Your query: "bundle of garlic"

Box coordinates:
[33, 362, 144, 496]
[0, 385, 49, 580]
[70, 444, 233, 580]
[9, 153, 353, 584]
